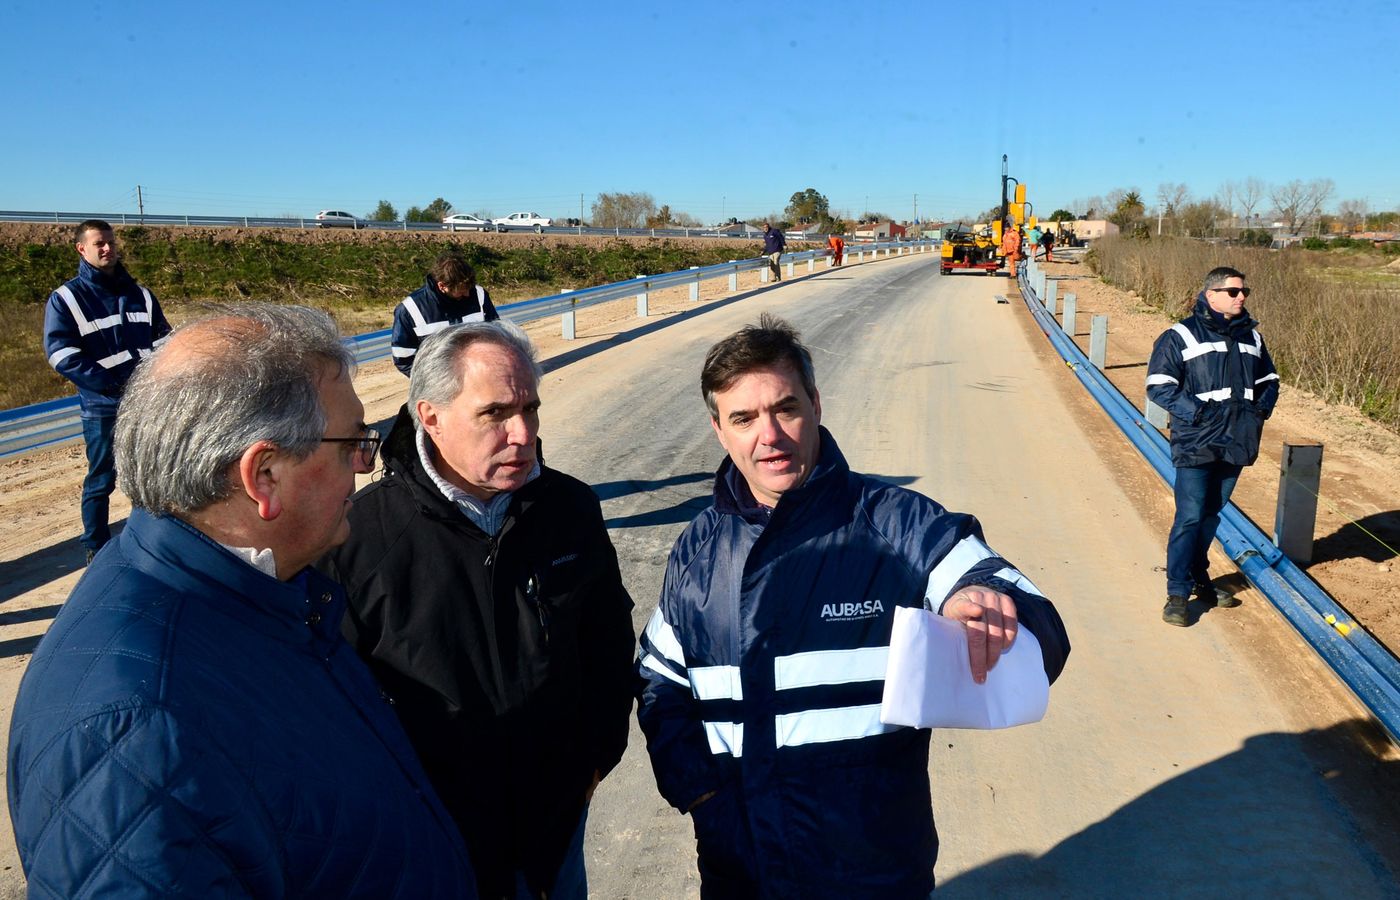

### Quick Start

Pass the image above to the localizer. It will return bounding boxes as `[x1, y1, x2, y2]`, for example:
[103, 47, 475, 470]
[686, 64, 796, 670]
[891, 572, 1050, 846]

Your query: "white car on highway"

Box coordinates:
[442, 213, 500, 232]
[315, 210, 360, 229]
[492, 212, 552, 233]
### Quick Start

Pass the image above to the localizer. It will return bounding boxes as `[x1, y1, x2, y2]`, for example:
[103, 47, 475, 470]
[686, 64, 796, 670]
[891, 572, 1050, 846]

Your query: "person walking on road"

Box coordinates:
[320, 321, 636, 900]
[1147, 266, 1280, 626]
[10, 304, 477, 898]
[636, 314, 1071, 899]
[1039, 228, 1056, 262]
[392, 251, 499, 376]
[762, 222, 786, 281]
[42, 219, 171, 563]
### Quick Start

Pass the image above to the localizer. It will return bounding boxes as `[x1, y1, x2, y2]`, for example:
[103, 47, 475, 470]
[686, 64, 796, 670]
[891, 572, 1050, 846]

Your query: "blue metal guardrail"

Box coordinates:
[0, 208, 850, 242]
[1015, 260, 1400, 745]
[0, 239, 935, 460]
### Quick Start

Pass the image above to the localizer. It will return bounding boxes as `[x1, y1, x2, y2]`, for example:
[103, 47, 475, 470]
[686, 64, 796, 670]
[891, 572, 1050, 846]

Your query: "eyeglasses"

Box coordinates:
[1211, 286, 1251, 298]
[321, 428, 382, 467]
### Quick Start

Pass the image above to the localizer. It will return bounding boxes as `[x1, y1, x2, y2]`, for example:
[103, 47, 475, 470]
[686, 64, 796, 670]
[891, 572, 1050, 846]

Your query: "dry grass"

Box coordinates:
[1088, 237, 1400, 432]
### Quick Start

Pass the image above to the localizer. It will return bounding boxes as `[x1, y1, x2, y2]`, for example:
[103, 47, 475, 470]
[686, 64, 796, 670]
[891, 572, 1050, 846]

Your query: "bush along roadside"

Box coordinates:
[0, 226, 780, 408]
[1087, 236, 1400, 434]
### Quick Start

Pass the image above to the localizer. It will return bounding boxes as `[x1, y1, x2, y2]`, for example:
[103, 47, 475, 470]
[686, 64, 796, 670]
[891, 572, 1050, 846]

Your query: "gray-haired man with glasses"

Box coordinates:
[8, 304, 477, 897]
[319, 320, 636, 900]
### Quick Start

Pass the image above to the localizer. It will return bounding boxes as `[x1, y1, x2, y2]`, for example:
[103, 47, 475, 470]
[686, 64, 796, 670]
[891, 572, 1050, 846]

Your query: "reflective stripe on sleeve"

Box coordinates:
[48, 346, 80, 368]
[96, 350, 133, 369]
[924, 534, 996, 609]
[773, 647, 888, 691]
[126, 312, 151, 324]
[392, 346, 418, 358]
[1181, 340, 1227, 361]
[1256, 372, 1280, 384]
[991, 566, 1047, 598]
[689, 665, 743, 701]
[703, 721, 744, 757]
[641, 652, 688, 687]
[1195, 387, 1233, 402]
[1146, 373, 1178, 386]
[643, 607, 686, 666]
[402, 297, 428, 330]
[774, 704, 896, 749]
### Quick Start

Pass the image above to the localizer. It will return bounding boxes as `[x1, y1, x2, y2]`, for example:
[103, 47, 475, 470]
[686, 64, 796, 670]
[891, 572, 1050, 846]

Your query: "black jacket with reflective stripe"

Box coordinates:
[1147, 294, 1280, 467]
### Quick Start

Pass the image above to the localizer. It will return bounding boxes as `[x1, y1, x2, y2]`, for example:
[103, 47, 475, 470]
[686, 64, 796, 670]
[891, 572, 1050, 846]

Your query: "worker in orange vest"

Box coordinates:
[827, 234, 845, 266]
[1001, 223, 1022, 280]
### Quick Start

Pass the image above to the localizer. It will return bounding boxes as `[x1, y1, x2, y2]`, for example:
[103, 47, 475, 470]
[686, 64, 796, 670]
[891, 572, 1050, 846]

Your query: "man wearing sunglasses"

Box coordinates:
[1147, 267, 1280, 626]
[9, 305, 476, 897]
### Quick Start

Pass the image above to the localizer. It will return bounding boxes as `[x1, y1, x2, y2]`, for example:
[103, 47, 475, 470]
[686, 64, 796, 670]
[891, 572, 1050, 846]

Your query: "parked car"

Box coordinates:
[492, 212, 553, 233]
[315, 210, 360, 229]
[442, 213, 501, 232]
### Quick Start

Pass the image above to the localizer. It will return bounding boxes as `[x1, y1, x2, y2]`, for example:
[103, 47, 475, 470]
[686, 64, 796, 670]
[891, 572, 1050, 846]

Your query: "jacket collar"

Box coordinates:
[118, 507, 346, 645]
[78, 258, 135, 293]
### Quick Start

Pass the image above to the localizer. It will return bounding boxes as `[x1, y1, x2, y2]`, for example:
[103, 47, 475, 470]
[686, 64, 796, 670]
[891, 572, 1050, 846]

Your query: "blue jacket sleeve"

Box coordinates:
[390, 301, 417, 377]
[916, 509, 1071, 685]
[12, 704, 275, 897]
[1254, 337, 1280, 416]
[635, 561, 729, 812]
[43, 291, 123, 397]
[1146, 329, 1200, 424]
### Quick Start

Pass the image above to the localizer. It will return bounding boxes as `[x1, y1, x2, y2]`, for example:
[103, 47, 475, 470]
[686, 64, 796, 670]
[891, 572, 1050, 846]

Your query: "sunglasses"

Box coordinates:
[1211, 286, 1251, 298]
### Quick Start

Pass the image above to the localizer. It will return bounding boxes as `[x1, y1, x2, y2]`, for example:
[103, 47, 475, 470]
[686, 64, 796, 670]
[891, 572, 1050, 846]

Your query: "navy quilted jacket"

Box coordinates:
[390, 277, 498, 375]
[42, 260, 171, 417]
[1147, 294, 1280, 467]
[636, 429, 1069, 899]
[8, 508, 476, 898]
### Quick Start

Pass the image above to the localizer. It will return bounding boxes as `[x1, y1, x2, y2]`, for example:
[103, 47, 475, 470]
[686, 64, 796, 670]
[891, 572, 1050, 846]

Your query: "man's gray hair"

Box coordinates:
[408, 320, 541, 426]
[116, 303, 355, 516]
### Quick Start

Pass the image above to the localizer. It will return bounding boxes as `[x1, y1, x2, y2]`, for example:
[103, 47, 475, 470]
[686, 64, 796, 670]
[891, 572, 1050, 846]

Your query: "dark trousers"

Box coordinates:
[1166, 462, 1242, 597]
[80, 415, 118, 551]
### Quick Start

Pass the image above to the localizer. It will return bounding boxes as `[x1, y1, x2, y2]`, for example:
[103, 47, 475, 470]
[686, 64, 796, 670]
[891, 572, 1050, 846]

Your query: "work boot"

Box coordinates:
[1162, 595, 1189, 627]
[1196, 582, 1240, 608]
[84, 549, 96, 567]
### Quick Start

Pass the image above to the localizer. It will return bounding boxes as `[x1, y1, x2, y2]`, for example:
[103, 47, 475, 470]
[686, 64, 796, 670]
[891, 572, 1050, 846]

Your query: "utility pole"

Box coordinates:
[579, 193, 584, 225]
[137, 185, 145, 224]
[913, 193, 918, 223]
[1157, 207, 1164, 236]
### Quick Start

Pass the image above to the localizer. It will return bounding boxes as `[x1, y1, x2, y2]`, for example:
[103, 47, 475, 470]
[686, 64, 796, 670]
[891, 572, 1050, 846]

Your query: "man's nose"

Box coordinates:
[506, 413, 535, 445]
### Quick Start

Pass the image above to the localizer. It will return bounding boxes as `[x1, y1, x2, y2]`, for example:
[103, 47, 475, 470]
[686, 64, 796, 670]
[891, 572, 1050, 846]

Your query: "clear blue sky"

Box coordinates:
[3, 0, 1397, 223]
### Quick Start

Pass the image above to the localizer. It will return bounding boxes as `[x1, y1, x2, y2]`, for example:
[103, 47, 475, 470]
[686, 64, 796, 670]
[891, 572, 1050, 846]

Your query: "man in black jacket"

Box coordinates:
[1147, 266, 1280, 626]
[319, 321, 635, 899]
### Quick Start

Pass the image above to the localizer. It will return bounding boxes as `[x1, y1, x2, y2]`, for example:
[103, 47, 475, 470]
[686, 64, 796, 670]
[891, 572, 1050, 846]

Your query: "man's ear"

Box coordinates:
[417, 400, 439, 438]
[812, 388, 822, 424]
[236, 440, 283, 521]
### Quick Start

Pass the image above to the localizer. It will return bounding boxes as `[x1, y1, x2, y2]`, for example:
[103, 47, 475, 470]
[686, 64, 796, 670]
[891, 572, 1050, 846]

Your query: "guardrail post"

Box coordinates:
[636, 278, 649, 318]
[561, 291, 576, 340]
[807, 257, 815, 273]
[1274, 443, 1324, 563]
[1089, 315, 1109, 370]
[760, 264, 770, 284]
[1045, 280, 1058, 316]
[785, 259, 794, 278]
[1062, 293, 1076, 335]
[689, 267, 700, 301]
[728, 263, 738, 293]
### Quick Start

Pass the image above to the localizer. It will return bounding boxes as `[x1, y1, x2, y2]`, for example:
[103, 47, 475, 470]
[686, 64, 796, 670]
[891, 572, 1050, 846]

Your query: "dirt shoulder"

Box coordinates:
[1035, 253, 1400, 652]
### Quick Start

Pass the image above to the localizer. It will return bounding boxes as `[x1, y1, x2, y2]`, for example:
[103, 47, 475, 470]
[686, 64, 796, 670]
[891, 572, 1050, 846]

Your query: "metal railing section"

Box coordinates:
[0, 240, 936, 459]
[1015, 262, 1400, 745]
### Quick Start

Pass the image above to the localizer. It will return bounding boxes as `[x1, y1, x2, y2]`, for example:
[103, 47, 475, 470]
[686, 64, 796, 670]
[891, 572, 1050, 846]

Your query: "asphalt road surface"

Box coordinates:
[2, 253, 1397, 897]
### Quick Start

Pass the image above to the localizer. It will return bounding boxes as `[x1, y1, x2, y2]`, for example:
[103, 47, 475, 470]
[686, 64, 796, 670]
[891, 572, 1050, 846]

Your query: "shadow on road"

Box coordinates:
[0, 526, 124, 605]
[936, 720, 1400, 897]
[595, 472, 713, 530]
